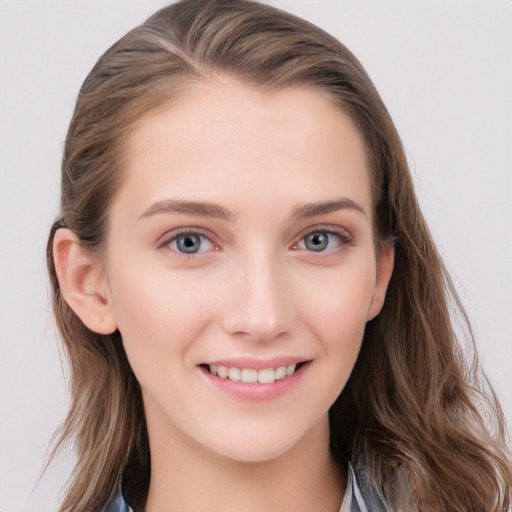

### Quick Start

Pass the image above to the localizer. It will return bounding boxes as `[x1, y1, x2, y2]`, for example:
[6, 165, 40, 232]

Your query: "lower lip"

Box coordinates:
[199, 363, 310, 402]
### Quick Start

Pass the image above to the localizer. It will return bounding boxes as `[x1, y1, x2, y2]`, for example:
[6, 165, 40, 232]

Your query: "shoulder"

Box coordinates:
[347, 462, 421, 512]
[342, 463, 390, 512]
[105, 491, 132, 512]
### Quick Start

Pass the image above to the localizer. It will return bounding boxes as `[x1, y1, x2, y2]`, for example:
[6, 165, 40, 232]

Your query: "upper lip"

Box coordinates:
[200, 357, 310, 370]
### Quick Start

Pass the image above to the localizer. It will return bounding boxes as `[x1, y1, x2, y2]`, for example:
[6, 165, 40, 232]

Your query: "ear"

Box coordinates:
[367, 242, 394, 321]
[53, 228, 117, 334]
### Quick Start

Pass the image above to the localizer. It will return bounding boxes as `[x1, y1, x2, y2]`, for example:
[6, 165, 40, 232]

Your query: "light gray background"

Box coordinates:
[1, 1, 511, 511]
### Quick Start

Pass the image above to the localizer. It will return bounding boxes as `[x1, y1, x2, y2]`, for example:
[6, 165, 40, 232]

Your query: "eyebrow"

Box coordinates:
[139, 197, 367, 222]
[139, 199, 235, 221]
[290, 198, 367, 220]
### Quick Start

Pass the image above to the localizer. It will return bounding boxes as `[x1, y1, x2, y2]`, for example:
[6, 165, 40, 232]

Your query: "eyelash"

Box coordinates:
[293, 225, 353, 253]
[158, 225, 353, 258]
[158, 228, 217, 259]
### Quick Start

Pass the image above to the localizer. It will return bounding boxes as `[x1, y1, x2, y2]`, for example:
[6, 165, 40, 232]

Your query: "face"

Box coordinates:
[102, 82, 392, 463]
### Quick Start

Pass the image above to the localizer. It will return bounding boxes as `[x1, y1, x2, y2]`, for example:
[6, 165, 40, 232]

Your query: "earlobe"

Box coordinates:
[53, 228, 117, 334]
[367, 243, 395, 321]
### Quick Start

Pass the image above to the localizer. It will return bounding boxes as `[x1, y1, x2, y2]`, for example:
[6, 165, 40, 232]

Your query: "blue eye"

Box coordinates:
[168, 232, 214, 254]
[304, 232, 329, 251]
[297, 230, 346, 252]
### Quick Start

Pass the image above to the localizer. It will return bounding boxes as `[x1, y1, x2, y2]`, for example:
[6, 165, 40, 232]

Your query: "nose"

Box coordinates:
[221, 251, 295, 342]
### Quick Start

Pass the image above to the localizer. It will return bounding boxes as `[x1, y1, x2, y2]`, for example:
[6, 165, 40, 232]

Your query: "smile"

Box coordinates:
[206, 363, 299, 384]
[199, 360, 310, 401]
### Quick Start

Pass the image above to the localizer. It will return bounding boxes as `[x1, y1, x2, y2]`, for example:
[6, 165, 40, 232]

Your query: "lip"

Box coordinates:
[198, 359, 311, 402]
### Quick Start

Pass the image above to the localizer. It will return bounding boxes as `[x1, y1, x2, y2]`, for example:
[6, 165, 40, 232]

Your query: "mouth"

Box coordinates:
[199, 361, 309, 384]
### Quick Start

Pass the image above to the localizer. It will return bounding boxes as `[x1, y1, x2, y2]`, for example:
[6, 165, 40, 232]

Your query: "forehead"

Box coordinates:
[117, 82, 372, 219]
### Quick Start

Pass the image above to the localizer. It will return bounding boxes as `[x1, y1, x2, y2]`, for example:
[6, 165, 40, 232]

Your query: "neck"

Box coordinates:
[144, 416, 345, 512]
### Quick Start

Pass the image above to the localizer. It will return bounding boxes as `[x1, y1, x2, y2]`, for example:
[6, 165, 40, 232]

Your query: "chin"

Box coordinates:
[208, 437, 301, 464]
[197, 416, 327, 465]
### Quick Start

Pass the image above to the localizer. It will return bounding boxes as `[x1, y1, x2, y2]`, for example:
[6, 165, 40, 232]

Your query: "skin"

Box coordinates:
[54, 82, 394, 512]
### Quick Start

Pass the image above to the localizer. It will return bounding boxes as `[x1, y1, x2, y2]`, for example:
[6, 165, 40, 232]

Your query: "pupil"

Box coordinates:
[306, 233, 328, 251]
[178, 234, 200, 253]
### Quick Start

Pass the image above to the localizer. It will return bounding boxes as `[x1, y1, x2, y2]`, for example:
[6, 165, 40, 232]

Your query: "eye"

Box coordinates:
[295, 229, 350, 252]
[303, 232, 330, 252]
[165, 231, 216, 255]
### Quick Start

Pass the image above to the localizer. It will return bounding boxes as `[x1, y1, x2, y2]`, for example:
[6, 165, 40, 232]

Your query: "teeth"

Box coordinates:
[217, 365, 229, 379]
[228, 367, 240, 381]
[207, 363, 300, 383]
[258, 367, 275, 384]
[241, 368, 258, 383]
[275, 366, 287, 380]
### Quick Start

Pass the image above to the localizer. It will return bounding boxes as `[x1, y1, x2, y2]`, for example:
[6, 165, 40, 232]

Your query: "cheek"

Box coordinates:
[299, 258, 376, 333]
[108, 263, 219, 374]
[295, 257, 376, 389]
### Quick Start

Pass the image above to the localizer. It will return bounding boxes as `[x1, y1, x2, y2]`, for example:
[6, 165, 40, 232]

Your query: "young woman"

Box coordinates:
[47, 0, 511, 510]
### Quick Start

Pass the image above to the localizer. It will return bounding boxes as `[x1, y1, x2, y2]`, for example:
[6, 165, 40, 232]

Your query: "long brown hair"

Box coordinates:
[47, 1, 511, 510]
